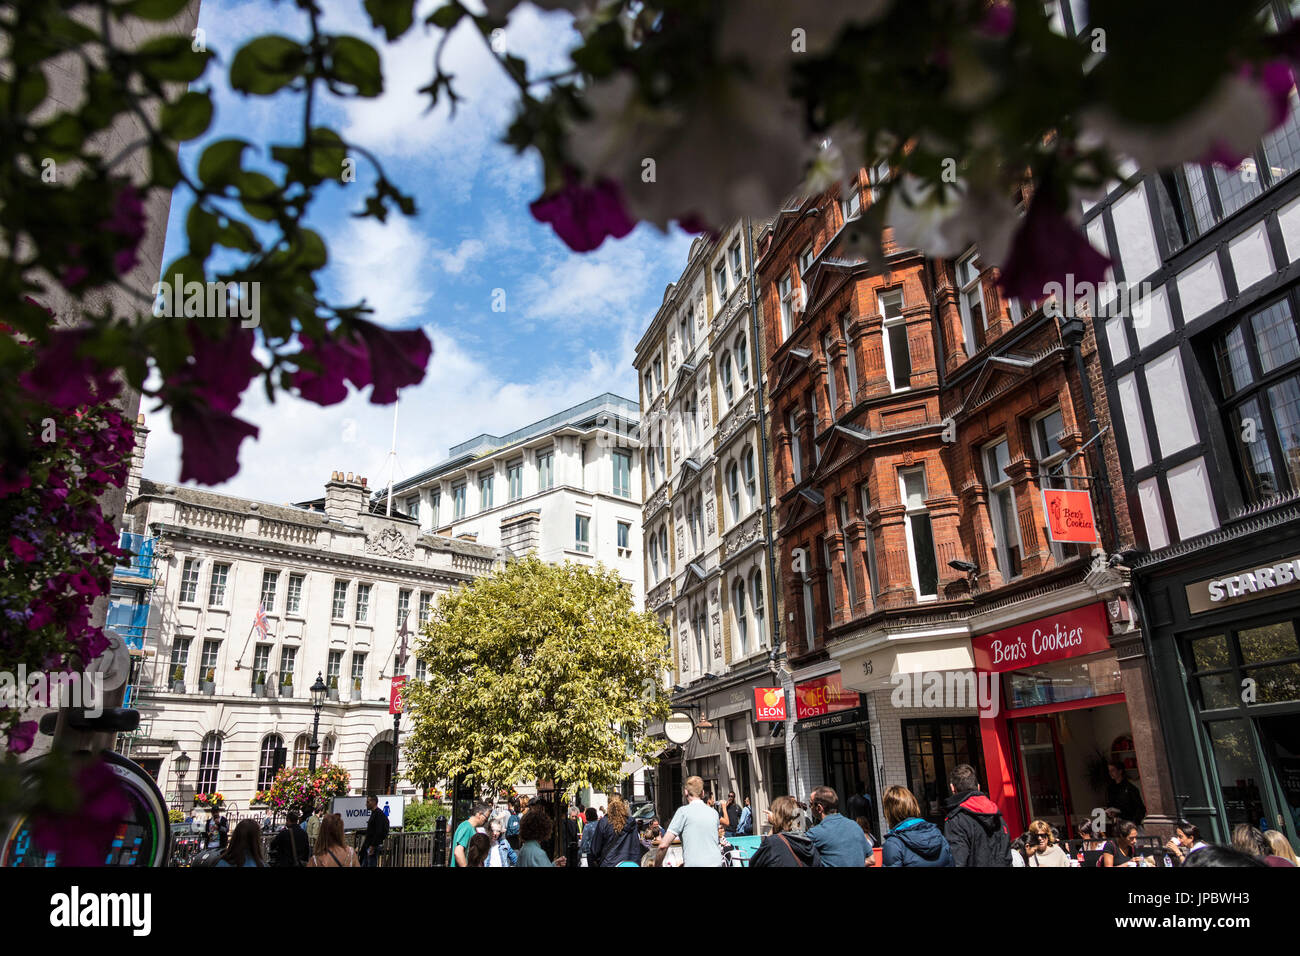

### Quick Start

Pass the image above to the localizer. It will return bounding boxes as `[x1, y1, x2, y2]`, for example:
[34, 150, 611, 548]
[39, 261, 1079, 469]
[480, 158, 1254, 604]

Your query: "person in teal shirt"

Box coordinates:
[516, 804, 565, 867]
[451, 803, 490, 867]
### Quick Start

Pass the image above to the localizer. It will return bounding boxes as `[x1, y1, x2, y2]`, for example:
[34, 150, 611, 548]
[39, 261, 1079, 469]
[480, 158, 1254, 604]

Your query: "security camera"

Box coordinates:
[948, 559, 978, 575]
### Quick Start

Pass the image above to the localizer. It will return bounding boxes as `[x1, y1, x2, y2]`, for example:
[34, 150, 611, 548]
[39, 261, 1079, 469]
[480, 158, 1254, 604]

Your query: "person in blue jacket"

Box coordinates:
[882, 785, 953, 867]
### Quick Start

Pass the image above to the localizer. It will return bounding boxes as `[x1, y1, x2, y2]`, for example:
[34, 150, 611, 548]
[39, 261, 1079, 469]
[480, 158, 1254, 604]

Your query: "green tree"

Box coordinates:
[404, 555, 669, 800]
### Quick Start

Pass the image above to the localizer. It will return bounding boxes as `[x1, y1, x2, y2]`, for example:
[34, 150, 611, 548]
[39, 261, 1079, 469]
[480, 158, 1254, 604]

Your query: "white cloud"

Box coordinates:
[436, 238, 486, 274]
[331, 215, 435, 325]
[142, 323, 637, 503]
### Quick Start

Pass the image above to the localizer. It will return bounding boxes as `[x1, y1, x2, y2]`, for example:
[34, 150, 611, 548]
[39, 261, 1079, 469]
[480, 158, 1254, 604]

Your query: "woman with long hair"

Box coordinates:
[466, 832, 492, 867]
[307, 813, 360, 867]
[1164, 819, 1209, 865]
[588, 794, 644, 867]
[1100, 820, 1142, 867]
[217, 819, 265, 868]
[1266, 830, 1298, 865]
[748, 796, 820, 867]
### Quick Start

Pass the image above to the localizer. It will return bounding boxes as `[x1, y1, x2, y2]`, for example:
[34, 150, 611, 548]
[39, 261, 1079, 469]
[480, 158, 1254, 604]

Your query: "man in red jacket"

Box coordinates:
[943, 764, 1011, 867]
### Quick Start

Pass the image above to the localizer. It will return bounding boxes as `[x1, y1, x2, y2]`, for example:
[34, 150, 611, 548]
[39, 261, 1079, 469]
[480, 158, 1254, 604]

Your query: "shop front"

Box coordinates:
[975, 601, 1142, 839]
[1139, 525, 1300, 848]
[790, 670, 878, 832]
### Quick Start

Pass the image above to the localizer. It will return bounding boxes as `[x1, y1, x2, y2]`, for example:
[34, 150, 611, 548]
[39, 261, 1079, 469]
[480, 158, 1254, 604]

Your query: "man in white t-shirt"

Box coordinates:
[654, 775, 723, 867]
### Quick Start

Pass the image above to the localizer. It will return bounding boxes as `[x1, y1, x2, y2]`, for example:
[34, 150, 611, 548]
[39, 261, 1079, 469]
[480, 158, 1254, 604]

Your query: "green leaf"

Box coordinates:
[197, 138, 251, 189]
[149, 140, 183, 189]
[428, 2, 464, 30]
[328, 36, 383, 97]
[230, 35, 306, 96]
[235, 170, 279, 221]
[215, 218, 258, 253]
[122, 0, 194, 20]
[136, 34, 210, 83]
[15, 69, 48, 114]
[185, 205, 220, 260]
[365, 0, 418, 41]
[160, 91, 213, 141]
[307, 127, 348, 180]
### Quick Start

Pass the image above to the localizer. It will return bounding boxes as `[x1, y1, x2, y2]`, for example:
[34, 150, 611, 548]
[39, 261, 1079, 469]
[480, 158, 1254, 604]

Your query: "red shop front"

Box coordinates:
[975, 602, 1141, 839]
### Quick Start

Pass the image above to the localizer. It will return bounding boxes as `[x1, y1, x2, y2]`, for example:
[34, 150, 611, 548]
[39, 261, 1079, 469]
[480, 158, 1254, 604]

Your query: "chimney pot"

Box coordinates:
[347, 472, 354, 482]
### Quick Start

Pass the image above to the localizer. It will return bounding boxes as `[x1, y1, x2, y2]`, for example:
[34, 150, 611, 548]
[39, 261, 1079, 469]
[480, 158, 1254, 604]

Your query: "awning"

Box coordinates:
[838, 636, 976, 693]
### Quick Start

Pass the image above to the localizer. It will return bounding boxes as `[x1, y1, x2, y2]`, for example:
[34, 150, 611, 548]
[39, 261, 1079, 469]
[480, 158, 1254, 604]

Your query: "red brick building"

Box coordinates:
[757, 172, 1176, 841]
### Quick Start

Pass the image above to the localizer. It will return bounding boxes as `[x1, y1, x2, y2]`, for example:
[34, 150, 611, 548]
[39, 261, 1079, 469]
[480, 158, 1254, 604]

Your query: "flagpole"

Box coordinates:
[386, 395, 399, 516]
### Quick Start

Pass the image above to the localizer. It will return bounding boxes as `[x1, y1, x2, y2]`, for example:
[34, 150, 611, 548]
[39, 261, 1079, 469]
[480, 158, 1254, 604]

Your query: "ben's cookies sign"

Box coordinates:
[753, 687, 787, 721]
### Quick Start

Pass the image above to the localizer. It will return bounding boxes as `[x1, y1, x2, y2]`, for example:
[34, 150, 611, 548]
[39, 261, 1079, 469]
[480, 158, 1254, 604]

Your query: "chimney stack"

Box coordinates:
[324, 470, 367, 521]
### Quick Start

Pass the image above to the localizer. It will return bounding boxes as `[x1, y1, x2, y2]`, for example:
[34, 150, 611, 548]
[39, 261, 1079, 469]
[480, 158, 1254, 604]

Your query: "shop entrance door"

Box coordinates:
[1258, 714, 1300, 849]
[821, 729, 877, 834]
[1011, 717, 1072, 835]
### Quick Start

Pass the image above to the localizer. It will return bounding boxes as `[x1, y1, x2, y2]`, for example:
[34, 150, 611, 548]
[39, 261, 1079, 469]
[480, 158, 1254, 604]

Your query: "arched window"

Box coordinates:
[743, 446, 757, 501]
[367, 739, 395, 794]
[736, 332, 750, 384]
[198, 732, 223, 793]
[659, 526, 668, 570]
[257, 733, 283, 790]
[649, 532, 660, 581]
[720, 350, 734, 405]
[726, 462, 741, 522]
[293, 733, 311, 769]
[751, 570, 766, 647]
[733, 577, 748, 659]
[322, 735, 335, 766]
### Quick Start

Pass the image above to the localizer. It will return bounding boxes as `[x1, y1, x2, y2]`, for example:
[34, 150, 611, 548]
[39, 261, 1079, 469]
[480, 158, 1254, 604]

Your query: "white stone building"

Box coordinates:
[387, 393, 644, 606]
[636, 223, 787, 824]
[119, 470, 502, 809]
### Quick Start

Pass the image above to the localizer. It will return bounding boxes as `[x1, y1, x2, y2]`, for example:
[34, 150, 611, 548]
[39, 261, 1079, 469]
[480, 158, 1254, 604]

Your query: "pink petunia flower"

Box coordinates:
[529, 175, 637, 253]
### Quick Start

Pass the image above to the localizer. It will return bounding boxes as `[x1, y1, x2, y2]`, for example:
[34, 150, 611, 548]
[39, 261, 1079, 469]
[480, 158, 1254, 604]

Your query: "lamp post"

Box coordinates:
[308, 672, 327, 773]
[173, 750, 190, 808]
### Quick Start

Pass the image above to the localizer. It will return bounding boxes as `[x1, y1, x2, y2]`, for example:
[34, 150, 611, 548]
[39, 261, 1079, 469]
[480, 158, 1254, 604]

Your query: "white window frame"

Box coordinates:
[715, 262, 729, 302]
[286, 572, 304, 615]
[356, 581, 371, 623]
[575, 513, 591, 553]
[984, 438, 1023, 582]
[730, 243, 743, 282]
[842, 315, 858, 400]
[207, 562, 230, 608]
[736, 332, 750, 385]
[508, 459, 524, 501]
[899, 466, 938, 601]
[880, 289, 910, 392]
[957, 251, 984, 356]
[478, 470, 494, 511]
[788, 411, 803, 483]
[452, 482, 466, 519]
[778, 273, 794, 341]
[841, 187, 862, 221]
[732, 577, 748, 659]
[799, 242, 815, 276]
[743, 446, 757, 501]
[179, 557, 201, 604]
[720, 349, 734, 405]
[332, 579, 348, 620]
[859, 483, 880, 600]
[750, 570, 766, 648]
[727, 461, 741, 523]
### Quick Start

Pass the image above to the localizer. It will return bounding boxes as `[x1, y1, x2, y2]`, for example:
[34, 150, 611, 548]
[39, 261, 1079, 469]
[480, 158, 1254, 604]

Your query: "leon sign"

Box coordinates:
[795, 673, 859, 720]
[754, 687, 788, 721]
[1042, 488, 1098, 543]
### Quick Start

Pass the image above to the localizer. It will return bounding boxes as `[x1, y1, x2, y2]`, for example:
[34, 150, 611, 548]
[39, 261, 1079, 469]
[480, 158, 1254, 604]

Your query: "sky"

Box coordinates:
[143, 0, 692, 504]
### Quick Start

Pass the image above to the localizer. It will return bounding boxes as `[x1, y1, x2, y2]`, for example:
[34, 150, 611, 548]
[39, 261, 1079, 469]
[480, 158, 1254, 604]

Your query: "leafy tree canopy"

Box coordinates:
[404, 555, 670, 799]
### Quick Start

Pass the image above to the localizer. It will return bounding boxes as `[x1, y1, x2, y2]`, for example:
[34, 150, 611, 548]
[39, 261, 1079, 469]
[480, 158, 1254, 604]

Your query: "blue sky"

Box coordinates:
[144, 0, 691, 503]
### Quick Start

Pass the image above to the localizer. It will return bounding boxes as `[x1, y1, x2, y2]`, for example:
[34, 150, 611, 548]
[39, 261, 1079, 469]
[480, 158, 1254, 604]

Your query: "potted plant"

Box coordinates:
[281, 671, 293, 698]
[328, 675, 339, 701]
[253, 670, 266, 696]
[352, 676, 362, 701]
[201, 667, 216, 695]
[171, 665, 185, 693]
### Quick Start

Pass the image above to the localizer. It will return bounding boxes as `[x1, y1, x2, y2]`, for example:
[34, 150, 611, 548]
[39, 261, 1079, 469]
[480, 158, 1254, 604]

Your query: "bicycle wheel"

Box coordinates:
[1, 751, 171, 867]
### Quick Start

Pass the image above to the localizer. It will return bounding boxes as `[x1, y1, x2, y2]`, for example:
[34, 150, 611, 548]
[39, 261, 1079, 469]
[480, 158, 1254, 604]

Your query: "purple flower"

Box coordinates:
[352, 319, 433, 405]
[171, 402, 259, 485]
[998, 189, 1111, 303]
[6, 721, 37, 754]
[980, 2, 1014, 38]
[530, 175, 637, 253]
[166, 324, 259, 414]
[27, 603, 55, 630]
[291, 333, 371, 407]
[69, 570, 103, 597]
[9, 537, 38, 562]
[103, 185, 147, 276]
[30, 758, 132, 866]
[19, 330, 119, 409]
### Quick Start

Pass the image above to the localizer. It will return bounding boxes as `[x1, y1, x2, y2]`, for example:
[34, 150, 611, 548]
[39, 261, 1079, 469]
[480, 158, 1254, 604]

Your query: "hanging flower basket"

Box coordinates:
[193, 792, 224, 809]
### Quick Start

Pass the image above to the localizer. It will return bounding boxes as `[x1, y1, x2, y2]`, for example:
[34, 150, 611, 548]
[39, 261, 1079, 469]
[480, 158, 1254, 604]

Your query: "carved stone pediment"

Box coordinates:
[365, 526, 415, 560]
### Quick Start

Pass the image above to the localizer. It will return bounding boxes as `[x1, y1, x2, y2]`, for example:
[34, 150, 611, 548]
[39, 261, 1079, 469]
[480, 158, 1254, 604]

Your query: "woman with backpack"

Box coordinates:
[307, 813, 360, 867]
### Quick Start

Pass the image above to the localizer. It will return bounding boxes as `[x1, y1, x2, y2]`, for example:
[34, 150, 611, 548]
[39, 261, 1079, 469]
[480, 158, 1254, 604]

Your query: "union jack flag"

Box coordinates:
[254, 603, 270, 641]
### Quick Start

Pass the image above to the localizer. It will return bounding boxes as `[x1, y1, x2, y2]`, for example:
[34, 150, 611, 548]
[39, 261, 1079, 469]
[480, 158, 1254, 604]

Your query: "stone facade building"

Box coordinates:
[636, 223, 788, 825]
[117, 469, 501, 809]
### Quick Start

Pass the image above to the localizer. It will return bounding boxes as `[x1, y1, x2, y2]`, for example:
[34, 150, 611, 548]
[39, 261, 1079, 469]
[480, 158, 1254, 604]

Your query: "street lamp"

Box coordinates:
[308, 672, 327, 773]
[694, 717, 714, 746]
[173, 750, 190, 809]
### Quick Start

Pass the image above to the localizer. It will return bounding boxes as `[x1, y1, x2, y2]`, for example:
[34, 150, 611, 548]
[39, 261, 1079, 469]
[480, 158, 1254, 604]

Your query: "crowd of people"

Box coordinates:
[188, 764, 1298, 868]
